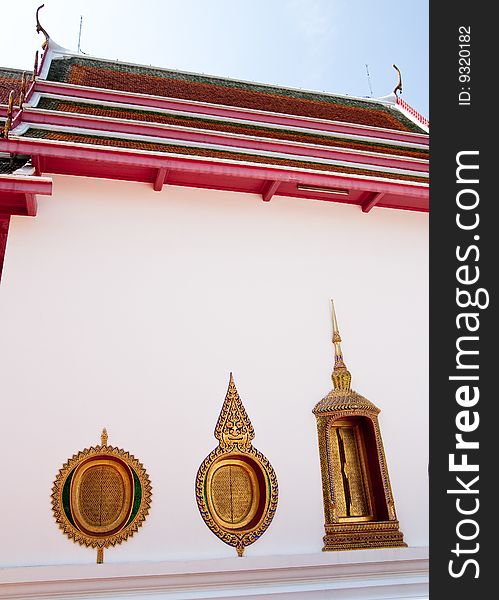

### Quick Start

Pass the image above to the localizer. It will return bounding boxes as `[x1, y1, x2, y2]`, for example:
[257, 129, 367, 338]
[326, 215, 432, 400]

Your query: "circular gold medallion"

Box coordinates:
[70, 458, 134, 536]
[51, 430, 152, 563]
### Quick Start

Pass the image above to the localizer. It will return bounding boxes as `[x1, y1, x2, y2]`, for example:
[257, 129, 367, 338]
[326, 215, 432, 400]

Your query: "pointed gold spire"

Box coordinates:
[331, 300, 352, 391]
[100, 428, 108, 446]
[215, 373, 254, 449]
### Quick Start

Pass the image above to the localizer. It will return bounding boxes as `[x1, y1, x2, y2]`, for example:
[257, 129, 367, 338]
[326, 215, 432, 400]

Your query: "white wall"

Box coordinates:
[0, 175, 428, 567]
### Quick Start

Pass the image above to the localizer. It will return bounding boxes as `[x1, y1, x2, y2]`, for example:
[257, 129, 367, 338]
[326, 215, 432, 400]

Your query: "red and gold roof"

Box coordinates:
[0, 29, 428, 279]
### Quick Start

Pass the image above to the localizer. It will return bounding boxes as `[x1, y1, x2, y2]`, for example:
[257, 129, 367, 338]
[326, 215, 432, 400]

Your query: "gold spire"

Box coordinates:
[331, 300, 352, 391]
[100, 428, 108, 446]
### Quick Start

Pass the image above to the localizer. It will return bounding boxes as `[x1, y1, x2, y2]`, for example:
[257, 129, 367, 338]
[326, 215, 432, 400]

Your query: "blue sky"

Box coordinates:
[2, 0, 428, 117]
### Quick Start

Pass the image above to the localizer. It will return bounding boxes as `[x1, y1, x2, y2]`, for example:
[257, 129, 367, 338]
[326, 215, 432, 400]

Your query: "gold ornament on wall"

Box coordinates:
[313, 301, 406, 551]
[51, 429, 152, 563]
[196, 374, 278, 556]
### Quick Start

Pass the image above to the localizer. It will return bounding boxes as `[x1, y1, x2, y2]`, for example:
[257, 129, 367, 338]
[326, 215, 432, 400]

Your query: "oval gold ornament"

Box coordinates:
[70, 457, 134, 536]
[196, 375, 278, 556]
[207, 457, 260, 530]
[51, 429, 152, 563]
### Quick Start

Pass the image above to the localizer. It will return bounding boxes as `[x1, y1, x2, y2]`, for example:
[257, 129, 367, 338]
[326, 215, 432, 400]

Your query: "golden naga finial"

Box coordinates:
[3, 91, 15, 139]
[101, 428, 108, 446]
[33, 51, 39, 81]
[19, 72, 27, 107]
[36, 4, 50, 50]
[392, 64, 403, 95]
[331, 300, 352, 392]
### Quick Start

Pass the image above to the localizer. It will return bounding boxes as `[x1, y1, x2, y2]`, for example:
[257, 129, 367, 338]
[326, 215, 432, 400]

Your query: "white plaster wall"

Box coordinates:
[0, 175, 428, 567]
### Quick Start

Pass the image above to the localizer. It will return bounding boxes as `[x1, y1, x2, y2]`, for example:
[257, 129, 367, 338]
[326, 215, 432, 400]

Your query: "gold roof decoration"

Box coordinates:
[35, 4, 50, 50]
[51, 428, 152, 563]
[196, 374, 278, 557]
[313, 300, 378, 415]
[313, 301, 405, 551]
[330, 299, 352, 392]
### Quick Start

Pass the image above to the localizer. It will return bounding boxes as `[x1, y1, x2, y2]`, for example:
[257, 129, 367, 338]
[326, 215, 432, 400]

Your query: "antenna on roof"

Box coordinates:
[365, 64, 373, 97]
[77, 16, 83, 53]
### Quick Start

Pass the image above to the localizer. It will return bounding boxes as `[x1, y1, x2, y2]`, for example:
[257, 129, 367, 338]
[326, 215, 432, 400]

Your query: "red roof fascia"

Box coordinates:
[0, 174, 52, 217]
[34, 80, 429, 147]
[396, 96, 429, 129]
[1, 136, 427, 211]
[21, 109, 428, 174]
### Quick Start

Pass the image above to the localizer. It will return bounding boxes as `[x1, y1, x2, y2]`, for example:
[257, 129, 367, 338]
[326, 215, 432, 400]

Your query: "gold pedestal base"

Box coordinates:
[323, 521, 406, 551]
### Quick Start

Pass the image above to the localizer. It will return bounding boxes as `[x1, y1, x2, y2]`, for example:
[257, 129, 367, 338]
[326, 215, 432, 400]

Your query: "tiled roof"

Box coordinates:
[26, 128, 427, 183]
[0, 68, 25, 104]
[0, 156, 27, 174]
[47, 57, 420, 133]
[37, 98, 426, 159]
[0, 40, 428, 212]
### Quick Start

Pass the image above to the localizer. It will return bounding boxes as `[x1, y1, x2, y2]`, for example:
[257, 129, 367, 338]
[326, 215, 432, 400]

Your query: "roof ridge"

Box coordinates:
[0, 67, 27, 77]
[47, 47, 395, 109]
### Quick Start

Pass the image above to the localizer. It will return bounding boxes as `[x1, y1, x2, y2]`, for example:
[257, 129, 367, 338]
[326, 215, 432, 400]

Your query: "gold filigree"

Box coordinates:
[313, 302, 405, 551]
[51, 429, 152, 563]
[19, 72, 27, 108]
[214, 374, 255, 451]
[3, 91, 14, 139]
[196, 374, 278, 557]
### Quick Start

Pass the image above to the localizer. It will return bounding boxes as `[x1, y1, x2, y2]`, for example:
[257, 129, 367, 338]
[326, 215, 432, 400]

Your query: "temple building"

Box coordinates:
[0, 11, 428, 600]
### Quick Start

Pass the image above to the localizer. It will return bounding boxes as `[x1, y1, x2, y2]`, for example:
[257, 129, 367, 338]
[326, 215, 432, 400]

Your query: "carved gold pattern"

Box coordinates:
[196, 374, 278, 557]
[51, 429, 152, 563]
[19, 72, 27, 108]
[3, 91, 14, 139]
[328, 423, 373, 520]
[313, 302, 405, 551]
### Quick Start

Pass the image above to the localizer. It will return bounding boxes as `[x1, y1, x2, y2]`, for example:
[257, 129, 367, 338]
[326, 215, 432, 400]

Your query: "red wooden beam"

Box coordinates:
[0, 215, 10, 282]
[25, 193, 38, 216]
[153, 167, 168, 191]
[1, 137, 429, 210]
[361, 192, 385, 213]
[261, 180, 280, 202]
[32, 155, 44, 175]
[0, 175, 52, 195]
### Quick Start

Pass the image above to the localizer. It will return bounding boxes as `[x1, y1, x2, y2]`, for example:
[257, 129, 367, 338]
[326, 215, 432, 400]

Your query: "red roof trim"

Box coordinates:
[20, 108, 428, 175]
[1, 136, 427, 212]
[34, 80, 429, 146]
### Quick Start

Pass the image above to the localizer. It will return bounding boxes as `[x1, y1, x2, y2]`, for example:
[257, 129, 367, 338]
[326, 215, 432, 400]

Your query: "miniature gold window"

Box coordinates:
[328, 419, 374, 522]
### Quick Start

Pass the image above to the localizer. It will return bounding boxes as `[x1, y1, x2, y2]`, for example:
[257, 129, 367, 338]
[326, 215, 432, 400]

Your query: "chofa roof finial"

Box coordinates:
[36, 4, 50, 50]
[392, 64, 402, 96]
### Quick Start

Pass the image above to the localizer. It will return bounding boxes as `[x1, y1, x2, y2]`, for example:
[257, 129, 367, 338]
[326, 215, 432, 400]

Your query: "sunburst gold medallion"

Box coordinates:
[196, 374, 278, 556]
[51, 429, 152, 563]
